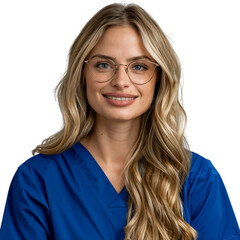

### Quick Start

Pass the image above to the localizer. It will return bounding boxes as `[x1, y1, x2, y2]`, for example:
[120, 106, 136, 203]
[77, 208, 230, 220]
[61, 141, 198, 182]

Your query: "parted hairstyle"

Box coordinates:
[33, 3, 197, 239]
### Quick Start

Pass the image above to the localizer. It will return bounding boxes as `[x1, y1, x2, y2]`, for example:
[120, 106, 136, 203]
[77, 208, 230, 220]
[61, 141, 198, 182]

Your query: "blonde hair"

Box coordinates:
[33, 3, 197, 239]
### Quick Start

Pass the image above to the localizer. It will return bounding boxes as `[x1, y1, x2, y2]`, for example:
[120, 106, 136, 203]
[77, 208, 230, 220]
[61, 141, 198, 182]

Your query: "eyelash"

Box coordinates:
[95, 62, 113, 69]
[132, 64, 147, 71]
[95, 62, 148, 70]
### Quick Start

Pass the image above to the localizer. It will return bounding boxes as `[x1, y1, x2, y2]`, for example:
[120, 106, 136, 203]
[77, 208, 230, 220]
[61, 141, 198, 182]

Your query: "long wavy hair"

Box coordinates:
[33, 3, 197, 239]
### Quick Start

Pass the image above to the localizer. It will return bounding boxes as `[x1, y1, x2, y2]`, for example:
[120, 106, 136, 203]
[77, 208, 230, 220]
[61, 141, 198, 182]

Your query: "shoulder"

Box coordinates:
[18, 152, 64, 177]
[189, 151, 217, 177]
[14, 142, 90, 187]
[187, 153, 240, 237]
[182, 152, 240, 238]
[16, 145, 80, 182]
[184, 151, 219, 194]
[182, 151, 221, 218]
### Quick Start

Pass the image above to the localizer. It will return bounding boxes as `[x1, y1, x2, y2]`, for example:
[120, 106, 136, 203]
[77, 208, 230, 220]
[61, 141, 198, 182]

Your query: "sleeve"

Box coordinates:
[0, 164, 50, 240]
[189, 159, 240, 240]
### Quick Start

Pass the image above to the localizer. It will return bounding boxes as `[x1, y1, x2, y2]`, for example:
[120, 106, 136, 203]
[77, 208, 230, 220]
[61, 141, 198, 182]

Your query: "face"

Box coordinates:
[84, 25, 157, 122]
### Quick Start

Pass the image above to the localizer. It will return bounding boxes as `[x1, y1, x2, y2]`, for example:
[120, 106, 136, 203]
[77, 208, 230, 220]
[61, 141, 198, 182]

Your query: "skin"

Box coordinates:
[81, 25, 157, 193]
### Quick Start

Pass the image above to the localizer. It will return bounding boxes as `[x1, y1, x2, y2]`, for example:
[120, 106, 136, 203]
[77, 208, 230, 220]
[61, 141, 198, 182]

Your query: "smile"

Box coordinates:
[105, 96, 135, 101]
[103, 94, 137, 107]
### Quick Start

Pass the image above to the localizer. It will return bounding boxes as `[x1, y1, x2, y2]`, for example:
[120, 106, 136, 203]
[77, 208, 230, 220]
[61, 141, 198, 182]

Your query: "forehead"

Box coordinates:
[89, 25, 152, 60]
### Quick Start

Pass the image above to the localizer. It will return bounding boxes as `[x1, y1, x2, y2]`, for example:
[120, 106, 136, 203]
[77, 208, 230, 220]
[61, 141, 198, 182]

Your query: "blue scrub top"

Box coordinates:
[0, 142, 239, 239]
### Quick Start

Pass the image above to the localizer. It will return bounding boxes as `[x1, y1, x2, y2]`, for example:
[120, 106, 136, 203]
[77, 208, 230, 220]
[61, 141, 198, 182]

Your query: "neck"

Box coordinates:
[81, 116, 141, 167]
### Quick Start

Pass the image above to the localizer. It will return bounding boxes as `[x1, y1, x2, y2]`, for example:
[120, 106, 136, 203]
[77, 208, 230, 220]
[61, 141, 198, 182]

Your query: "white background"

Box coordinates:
[0, 0, 239, 225]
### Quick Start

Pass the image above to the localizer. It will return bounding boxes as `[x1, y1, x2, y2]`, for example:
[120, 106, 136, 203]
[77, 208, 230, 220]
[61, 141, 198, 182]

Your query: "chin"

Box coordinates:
[107, 115, 139, 122]
[96, 111, 141, 122]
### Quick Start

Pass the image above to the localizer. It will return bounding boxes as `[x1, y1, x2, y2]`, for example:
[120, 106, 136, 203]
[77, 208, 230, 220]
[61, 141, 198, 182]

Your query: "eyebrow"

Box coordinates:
[90, 54, 152, 62]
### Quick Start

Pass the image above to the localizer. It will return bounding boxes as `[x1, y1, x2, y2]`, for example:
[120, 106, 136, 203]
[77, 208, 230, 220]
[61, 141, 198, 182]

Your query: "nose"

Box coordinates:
[111, 64, 131, 88]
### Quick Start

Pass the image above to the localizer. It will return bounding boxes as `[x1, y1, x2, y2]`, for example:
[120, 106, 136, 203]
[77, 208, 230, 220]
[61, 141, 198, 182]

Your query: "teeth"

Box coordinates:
[106, 96, 135, 100]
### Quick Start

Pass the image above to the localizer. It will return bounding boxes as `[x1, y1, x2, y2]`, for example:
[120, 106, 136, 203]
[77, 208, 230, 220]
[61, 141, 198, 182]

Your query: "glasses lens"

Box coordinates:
[128, 60, 157, 84]
[86, 57, 158, 84]
[87, 57, 115, 82]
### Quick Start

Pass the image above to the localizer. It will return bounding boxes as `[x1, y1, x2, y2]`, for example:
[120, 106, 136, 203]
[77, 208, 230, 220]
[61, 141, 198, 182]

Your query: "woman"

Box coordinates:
[0, 3, 239, 240]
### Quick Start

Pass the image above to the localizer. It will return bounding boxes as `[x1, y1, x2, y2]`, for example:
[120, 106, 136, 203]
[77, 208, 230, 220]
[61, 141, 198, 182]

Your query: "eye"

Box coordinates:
[96, 62, 111, 69]
[133, 65, 146, 71]
[93, 58, 115, 72]
[131, 62, 148, 72]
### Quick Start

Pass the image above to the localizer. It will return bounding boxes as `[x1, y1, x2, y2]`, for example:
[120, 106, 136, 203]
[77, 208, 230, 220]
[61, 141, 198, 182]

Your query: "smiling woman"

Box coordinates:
[0, 3, 239, 240]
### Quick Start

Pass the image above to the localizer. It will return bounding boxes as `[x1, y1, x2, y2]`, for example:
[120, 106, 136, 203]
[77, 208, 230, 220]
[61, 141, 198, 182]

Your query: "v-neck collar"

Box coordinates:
[72, 141, 128, 208]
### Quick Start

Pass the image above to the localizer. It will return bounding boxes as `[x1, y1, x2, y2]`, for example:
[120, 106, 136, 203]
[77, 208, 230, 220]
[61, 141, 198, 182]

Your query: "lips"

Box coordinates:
[103, 93, 138, 106]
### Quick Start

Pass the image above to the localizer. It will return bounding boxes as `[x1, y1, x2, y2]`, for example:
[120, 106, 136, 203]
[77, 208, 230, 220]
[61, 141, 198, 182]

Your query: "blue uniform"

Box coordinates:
[0, 142, 239, 239]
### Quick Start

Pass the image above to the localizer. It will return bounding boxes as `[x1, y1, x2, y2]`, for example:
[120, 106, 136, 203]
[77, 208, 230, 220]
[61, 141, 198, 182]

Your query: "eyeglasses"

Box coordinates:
[84, 56, 159, 85]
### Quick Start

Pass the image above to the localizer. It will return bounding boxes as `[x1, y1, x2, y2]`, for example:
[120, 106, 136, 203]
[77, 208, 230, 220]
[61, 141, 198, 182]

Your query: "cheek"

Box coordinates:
[86, 83, 97, 107]
[85, 73, 96, 106]
[144, 79, 157, 103]
[136, 83, 156, 116]
[85, 75, 104, 113]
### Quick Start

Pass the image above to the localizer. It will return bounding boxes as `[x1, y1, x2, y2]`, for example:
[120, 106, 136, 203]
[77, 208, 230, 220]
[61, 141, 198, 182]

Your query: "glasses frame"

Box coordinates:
[84, 57, 159, 85]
